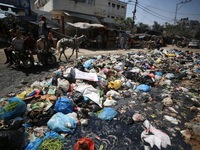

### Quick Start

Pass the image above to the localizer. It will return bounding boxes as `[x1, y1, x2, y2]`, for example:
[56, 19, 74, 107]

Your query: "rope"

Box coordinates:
[51, 30, 71, 39]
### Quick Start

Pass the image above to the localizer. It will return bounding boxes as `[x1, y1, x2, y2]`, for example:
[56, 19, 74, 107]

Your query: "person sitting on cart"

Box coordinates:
[24, 32, 36, 62]
[36, 35, 47, 66]
[6, 31, 24, 67]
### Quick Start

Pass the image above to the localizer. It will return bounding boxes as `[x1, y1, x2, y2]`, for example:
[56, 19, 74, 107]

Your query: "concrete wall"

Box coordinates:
[35, 0, 108, 18]
[103, 0, 127, 24]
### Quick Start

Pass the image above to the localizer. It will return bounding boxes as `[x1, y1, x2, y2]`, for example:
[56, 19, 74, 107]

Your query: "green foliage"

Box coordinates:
[164, 24, 193, 38]
[114, 17, 133, 30]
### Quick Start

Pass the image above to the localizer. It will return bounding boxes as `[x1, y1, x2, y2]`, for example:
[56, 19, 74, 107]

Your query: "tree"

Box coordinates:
[164, 24, 193, 38]
[136, 22, 149, 33]
[114, 17, 133, 30]
[152, 21, 163, 32]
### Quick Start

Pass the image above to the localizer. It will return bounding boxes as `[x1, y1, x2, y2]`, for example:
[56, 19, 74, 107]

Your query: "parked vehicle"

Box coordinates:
[188, 39, 200, 48]
[41, 48, 57, 65]
[11, 50, 33, 69]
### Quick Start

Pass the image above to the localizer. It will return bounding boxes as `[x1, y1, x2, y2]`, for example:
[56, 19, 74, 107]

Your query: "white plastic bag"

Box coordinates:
[141, 120, 171, 149]
[103, 98, 117, 107]
[57, 78, 70, 93]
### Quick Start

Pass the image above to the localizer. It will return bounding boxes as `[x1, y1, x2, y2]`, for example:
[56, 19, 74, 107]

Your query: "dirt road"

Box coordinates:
[0, 45, 199, 98]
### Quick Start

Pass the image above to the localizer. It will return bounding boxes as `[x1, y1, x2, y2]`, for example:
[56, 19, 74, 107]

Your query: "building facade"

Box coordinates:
[177, 18, 200, 31]
[103, 0, 127, 25]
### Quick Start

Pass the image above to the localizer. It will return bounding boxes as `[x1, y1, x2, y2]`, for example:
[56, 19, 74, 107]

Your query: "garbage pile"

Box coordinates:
[0, 48, 200, 150]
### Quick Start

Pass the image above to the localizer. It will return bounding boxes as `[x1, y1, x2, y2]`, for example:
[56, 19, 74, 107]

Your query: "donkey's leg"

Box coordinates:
[58, 49, 63, 61]
[63, 48, 68, 61]
[76, 48, 78, 58]
[69, 48, 74, 60]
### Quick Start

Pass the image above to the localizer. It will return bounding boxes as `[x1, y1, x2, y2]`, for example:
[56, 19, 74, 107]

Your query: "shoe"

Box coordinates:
[38, 62, 43, 66]
[4, 60, 10, 64]
[34, 62, 37, 65]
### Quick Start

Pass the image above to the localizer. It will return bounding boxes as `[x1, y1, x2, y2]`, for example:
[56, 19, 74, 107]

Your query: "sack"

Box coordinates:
[72, 91, 84, 104]
[47, 112, 76, 134]
[0, 97, 26, 122]
[98, 108, 117, 121]
[54, 97, 74, 114]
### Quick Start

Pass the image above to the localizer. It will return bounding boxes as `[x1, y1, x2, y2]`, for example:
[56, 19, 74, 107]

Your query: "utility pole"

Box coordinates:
[132, 0, 138, 28]
[174, 0, 191, 25]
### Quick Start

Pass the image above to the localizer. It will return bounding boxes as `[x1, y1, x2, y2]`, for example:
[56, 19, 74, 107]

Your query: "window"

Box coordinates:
[108, 2, 110, 7]
[107, 15, 110, 18]
[117, 5, 120, 9]
[121, 6, 124, 8]
[112, 3, 115, 8]
[111, 16, 115, 19]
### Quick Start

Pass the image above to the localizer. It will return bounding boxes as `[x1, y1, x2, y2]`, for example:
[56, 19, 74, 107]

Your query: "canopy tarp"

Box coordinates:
[64, 11, 100, 23]
[66, 22, 104, 29]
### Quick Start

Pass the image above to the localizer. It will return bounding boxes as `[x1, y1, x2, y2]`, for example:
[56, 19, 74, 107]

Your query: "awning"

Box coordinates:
[16, 15, 37, 22]
[64, 11, 100, 23]
[66, 22, 104, 29]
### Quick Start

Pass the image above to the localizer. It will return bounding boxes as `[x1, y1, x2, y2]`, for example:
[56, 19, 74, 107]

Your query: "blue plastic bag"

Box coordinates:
[44, 131, 64, 141]
[25, 138, 43, 150]
[0, 97, 26, 122]
[137, 84, 150, 92]
[47, 112, 76, 134]
[155, 72, 162, 76]
[98, 108, 117, 121]
[165, 73, 175, 79]
[83, 59, 95, 68]
[54, 97, 74, 114]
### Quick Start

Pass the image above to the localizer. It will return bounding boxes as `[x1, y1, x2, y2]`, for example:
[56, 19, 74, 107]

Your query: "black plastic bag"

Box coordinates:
[90, 104, 101, 112]
[77, 109, 89, 119]
[139, 75, 154, 86]
[0, 127, 24, 150]
[74, 62, 84, 71]
[0, 120, 23, 130]
[64, 68, 76, 84]
[73, 91, 84, 104]
[121, 114, 134, 125]
[51, 73, 62, 86]
[175, 72, 187, 80]
[123, 71, 140, 81]
[31, 109, 56, 126]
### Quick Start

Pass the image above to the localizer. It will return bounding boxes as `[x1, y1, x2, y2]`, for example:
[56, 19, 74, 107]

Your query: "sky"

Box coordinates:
[123, 0, 200, 26]
[0, 0, 200, 26]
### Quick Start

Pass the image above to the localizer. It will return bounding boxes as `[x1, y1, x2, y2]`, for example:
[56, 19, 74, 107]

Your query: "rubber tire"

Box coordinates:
[22, 58, 33, 69]
[46, 55, 56, 65]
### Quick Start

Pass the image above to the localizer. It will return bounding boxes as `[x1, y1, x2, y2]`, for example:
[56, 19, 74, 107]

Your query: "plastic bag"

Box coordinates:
[74, 137, 95, 150]
[165, 73, 175, 79]
[47, 112, 76, 133]
[63, 68, 76, 84]
[132, 113, 145, 121]
[164, 115, 180, 124]
[57, 78, 70, 93]
[54, 97, 74, 114]
[137, 84, 150, 92]
[98, 108, 117, 121]
[141, 120, 171, 149]
[155, 72, 162, 76]
[162, 97, 173, 106]
[25, 138, 43, 150]
[83, 59, 95, 68]
[0, 97, 26, 122]
[72, 91, 84, 104]
[103, 98, 117, 107]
